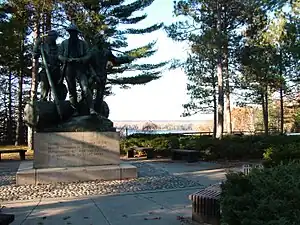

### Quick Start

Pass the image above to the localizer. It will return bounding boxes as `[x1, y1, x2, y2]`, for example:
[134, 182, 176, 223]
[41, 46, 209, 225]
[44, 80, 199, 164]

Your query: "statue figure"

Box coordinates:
[58, 24, 96, 116]
[33, 30, 67, 101]
[88, 32, 117, 114]
[24, 26, 116, 132]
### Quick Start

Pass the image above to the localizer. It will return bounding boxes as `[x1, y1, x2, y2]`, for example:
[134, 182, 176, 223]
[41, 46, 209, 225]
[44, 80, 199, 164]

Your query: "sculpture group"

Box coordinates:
[25, 24, 127, 131]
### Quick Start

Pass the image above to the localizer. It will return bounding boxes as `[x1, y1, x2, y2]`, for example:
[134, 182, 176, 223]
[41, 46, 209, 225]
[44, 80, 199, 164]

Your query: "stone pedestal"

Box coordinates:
[34, 132, 120, 168]
[16, 131, 137, 185]
[16, 161, 137, 185]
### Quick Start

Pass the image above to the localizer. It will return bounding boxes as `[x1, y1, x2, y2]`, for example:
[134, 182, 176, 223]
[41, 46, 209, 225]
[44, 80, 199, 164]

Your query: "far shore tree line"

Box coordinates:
[118, 101, 300, 134]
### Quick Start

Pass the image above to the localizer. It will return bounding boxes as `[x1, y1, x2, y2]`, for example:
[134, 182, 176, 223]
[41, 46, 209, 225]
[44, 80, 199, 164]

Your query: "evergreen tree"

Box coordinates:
[165, 0, 255, 138]
[54, 0, 168, 90]
[182, 33, 218, 137]
[237, 0, 300, 134]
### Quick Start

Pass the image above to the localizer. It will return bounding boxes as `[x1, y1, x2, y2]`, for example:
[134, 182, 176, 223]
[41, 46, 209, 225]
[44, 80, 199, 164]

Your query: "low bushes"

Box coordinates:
[120, 133, 300, 161]
[263, 142, 300, 167]
[221, 162, 300, 225]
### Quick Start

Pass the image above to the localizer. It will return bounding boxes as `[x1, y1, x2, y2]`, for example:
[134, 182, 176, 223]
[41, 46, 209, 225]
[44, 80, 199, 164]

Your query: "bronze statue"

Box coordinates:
[58, 24, 96, 116]
[24, 25, 118, 132]
[33, 30, 67, 101]
[88, 32, 116, 115]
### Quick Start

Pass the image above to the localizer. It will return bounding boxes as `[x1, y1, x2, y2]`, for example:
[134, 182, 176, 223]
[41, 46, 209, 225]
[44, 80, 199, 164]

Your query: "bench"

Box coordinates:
[188, 164, 263, 225]
[171, 149, 198, 163]
[0, 149, 27, 161]
[0, 213, 15, 225]
[189, 183, 222, 225]
[127, 147, 154, 159]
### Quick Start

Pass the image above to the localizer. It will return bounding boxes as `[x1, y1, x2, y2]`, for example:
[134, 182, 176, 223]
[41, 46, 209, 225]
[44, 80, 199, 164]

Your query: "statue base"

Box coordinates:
[16, 131, 137, 185]
[24, 100, 111, 131]
[36, 115, 115, 132]
[16, 161, 137, 185]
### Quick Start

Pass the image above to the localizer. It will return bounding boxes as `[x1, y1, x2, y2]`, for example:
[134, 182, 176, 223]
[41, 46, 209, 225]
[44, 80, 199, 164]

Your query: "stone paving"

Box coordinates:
[0, 159, 229, 202]
[1, 188, 202, 225]
[0, 158, 237, 224]
[0, 161, 19, 186]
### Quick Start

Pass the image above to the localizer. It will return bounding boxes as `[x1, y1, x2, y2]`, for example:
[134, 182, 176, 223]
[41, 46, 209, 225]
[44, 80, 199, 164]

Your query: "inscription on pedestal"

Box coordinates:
[34, 132, 120, 169]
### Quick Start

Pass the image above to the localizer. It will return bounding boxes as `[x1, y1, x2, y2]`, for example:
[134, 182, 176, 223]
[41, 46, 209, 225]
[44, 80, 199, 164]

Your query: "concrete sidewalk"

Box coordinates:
[2, 187, 201, 225]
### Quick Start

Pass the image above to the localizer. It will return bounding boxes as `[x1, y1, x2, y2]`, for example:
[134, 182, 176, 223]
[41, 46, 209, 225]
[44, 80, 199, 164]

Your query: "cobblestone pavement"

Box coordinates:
[0, 161, 203, 202]
[0, 161, 20, 186]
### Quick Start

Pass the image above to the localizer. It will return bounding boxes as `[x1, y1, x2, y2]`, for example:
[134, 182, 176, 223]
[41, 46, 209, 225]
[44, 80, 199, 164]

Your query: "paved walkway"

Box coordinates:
[2, 188, 200, 225]
[1, 158, 246, 224]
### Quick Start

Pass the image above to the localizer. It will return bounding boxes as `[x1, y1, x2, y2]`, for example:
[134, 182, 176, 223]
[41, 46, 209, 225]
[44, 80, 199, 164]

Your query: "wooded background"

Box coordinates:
[0, 0, 299, 147]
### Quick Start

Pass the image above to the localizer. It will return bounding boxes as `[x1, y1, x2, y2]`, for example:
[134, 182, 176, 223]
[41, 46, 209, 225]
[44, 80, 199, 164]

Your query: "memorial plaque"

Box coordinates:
[33, 132, 120, 169]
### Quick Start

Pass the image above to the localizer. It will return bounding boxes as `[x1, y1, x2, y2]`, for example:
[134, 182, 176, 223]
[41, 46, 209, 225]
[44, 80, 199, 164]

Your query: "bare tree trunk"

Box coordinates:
[15, 38, 24, 145]
[279, 51, 284, 134]
[224, 47, 232, 134]
[217, 61, 224, 139]
[222, 7, 232, 135]
[216, 3, 224, 139]
[212, 64, 217, 138]
[262, 87, 269, 135]
[28, 20, 40, 150]
[213, 89, 217, 138]
[7, 70, 13, 144]
[280, 87, 284, 133]
[15, 70, 24, 145]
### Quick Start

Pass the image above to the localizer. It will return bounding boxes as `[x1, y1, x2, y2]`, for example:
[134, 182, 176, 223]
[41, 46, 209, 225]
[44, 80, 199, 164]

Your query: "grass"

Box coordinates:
[0, 145, 34, 160]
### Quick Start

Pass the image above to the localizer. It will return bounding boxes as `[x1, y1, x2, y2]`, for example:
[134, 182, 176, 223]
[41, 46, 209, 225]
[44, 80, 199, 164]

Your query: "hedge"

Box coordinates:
[263, 142, 300, 167]
[221, 162, 300, 225]
[120, 134, 300, 161]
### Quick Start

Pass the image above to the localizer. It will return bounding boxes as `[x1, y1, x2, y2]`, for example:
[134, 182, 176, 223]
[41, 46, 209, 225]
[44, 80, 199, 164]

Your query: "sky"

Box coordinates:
[105, 0, 213, 121]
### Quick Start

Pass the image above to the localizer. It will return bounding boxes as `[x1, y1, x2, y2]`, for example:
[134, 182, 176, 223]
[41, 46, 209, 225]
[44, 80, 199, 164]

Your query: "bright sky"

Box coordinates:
[106, 0, 213, 121]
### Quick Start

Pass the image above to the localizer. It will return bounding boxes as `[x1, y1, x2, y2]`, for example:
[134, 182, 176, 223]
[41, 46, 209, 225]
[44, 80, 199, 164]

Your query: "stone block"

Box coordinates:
[120, 164, 138, 179]
[16, 161, 138, 185]
[34, 131, 120, 169]
[16, 161, 36, 185]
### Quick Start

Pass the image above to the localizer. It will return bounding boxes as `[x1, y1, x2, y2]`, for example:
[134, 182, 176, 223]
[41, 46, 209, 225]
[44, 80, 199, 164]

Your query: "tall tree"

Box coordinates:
[165, 0, 256, 138]
[182, 33, 218, 137]
[237, 0, 300, 135]
[53, 0, 168, 91]
[1, 0, 168, 147]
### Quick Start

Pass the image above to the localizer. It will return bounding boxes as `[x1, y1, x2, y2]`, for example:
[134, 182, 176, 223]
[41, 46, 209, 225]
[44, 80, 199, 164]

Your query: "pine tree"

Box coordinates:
[165, 0, 255, 138]
[237, 0, 300, 135]
[2, 0, 168, 94]
[182, 33, 218, 137]
[52, 0, 168, 90]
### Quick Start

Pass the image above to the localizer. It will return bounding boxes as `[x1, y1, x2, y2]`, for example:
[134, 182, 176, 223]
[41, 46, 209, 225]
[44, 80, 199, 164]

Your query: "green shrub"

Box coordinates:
[221, 162, 300, 225]
[168, 136, 180, 149]
[263, 142, 300, 167]
[120, 134, 300, 160]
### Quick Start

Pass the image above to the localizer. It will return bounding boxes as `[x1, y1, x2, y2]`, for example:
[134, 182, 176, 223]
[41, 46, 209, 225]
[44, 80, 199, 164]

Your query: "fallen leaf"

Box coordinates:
[63, 216, 71, 220]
